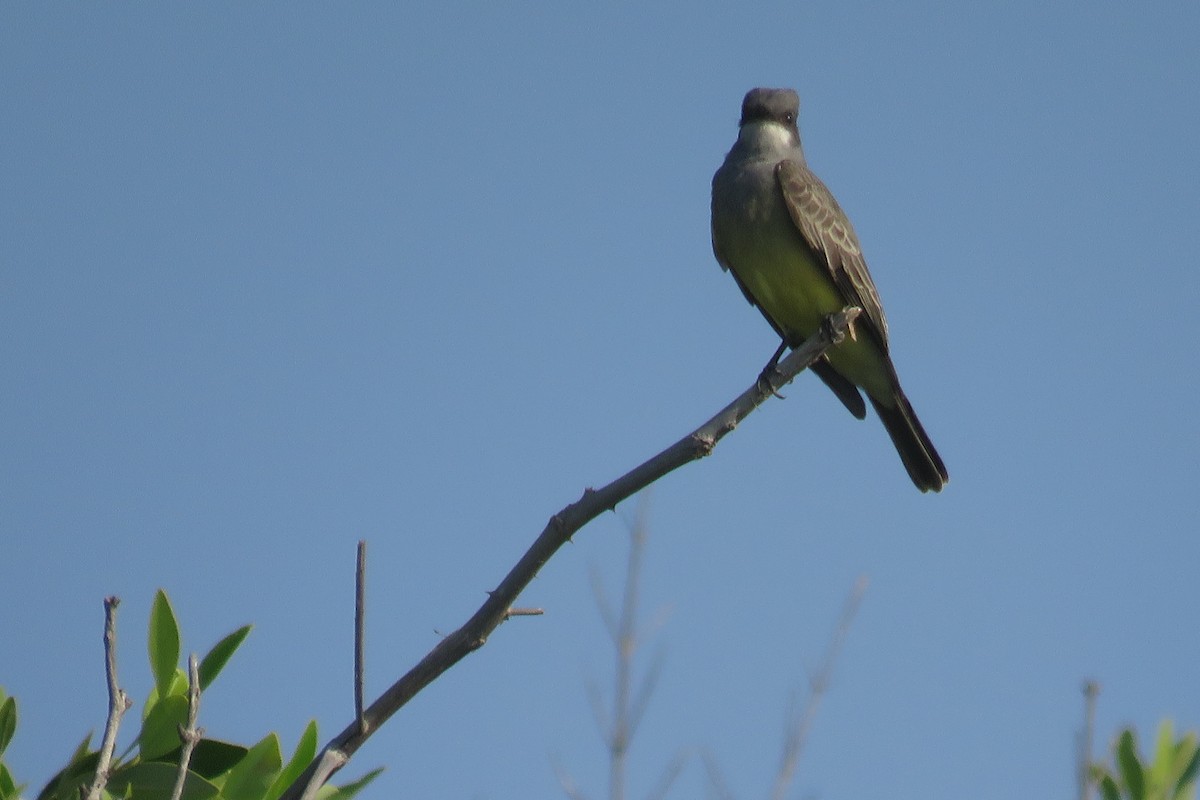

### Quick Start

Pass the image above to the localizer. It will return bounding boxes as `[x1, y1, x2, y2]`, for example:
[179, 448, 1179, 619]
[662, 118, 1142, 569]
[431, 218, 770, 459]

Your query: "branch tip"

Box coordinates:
[505, 607, 545, 619]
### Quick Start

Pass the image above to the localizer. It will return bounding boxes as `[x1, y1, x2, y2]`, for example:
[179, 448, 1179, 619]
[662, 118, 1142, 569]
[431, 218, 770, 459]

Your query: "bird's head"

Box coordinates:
[736, 87, 803, 155]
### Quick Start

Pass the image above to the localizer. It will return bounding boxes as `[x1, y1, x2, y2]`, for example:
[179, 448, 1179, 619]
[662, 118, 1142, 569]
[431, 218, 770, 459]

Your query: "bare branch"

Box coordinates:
[582, 498, 679, 800]
[505, 607, 545, 618]
[700, 750, 734, 800]
[298, 748, 350, 800]
[625, 647, 665, 743]
[1077, 679, 1101, 800]
[589, 564, 620, 644]
[637, 603, 675, 652]
[608, 515, 651, 800]
[586, 676, 611, 743]
[644, 748, 689, 800]
[355, 540, 367, 736]
[85, 596, 131, 800]
[278, 307, 861, 800]
[169, 654, 204, 800]
[551, 755, 594, 800]
[770, 575, 869, 800]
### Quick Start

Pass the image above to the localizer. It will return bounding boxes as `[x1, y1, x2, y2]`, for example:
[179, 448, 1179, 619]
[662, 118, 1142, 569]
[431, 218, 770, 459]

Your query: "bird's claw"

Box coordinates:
[823, 307, 859, 343]
[757, 367, 787, 399]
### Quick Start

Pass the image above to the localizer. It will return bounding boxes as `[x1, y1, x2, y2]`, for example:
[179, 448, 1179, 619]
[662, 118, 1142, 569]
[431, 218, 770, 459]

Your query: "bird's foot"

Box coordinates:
[756, 365, 787, 399]
[757, 340, 789, 398]
[823, 307, 860, 343]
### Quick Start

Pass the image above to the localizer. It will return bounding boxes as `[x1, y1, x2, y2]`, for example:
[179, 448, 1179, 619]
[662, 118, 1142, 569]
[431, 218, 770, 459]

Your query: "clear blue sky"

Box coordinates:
[3, 3, 1198, 798]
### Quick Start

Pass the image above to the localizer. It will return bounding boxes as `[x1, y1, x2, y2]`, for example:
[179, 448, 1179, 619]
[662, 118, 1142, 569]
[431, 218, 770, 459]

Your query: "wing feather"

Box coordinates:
[774, 159, 890, 346]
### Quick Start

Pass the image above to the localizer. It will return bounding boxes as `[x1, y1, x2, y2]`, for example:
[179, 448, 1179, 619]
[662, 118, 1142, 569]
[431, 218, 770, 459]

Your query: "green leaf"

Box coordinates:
[142, 671, 185, 725]
[220, 733, 283, 800]
[1176, 740, 1200, 798]
[317, 767, 383, 800]
[198, 625, 252, 691]
[0, 695, 16, 756]
[266, 721, 319, 800]
[137, 693, 189, 761]
[148, 590, 182, 697]
[143, 669, 189, 725]
[68, 731, 94, 766]
[0, 762, 25, 800]
[182, 739, 251, 780]
[34, 740, 98, 800]
[147, 738, 250, 780]
[1155, 722, 1180, 792]
[1099, 774, 1122, 800]
[1119, 729, 1146, 800]
[106, 761, 219, 800]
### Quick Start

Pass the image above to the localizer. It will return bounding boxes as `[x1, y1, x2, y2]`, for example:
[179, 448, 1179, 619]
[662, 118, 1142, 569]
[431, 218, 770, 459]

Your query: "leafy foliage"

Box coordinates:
[0, 591, 379, 800]
[0, 688, 24, 800]
[1091, 721, 1200, 800]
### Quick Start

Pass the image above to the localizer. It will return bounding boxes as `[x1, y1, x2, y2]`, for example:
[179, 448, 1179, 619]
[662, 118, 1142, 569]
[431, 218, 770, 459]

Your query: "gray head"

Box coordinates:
[739, 88, 800, 129]
[733, 88, 802, 155]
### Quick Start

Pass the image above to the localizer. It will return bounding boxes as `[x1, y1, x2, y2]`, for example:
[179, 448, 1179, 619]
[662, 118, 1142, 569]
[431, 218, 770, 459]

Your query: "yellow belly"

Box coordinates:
[730, 240, 893, 401]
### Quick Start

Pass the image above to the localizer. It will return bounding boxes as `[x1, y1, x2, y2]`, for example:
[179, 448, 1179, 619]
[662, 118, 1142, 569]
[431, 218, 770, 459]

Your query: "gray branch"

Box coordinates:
[770, 575, 869, 800]
[85, 597, 131, 800]
[355, 540, 367, 736]
[169, 654, 203, 800]
[280, 306, 862, 800]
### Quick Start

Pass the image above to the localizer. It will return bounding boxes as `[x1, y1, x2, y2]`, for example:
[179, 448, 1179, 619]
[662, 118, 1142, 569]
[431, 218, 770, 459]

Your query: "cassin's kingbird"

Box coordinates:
[711, 87, 948, 492]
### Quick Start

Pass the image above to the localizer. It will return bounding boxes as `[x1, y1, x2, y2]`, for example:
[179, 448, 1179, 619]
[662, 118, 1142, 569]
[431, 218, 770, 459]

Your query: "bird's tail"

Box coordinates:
[869, 389, 948, 493]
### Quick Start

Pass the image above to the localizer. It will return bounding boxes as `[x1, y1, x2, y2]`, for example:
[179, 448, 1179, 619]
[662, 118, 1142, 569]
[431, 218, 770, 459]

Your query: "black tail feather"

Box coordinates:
[811, 358, 867, 419]
[868, 390, 948, 493]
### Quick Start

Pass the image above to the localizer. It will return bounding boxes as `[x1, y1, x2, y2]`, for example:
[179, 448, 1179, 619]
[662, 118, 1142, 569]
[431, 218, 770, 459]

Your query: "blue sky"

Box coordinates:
[3, 3, 1198, 798]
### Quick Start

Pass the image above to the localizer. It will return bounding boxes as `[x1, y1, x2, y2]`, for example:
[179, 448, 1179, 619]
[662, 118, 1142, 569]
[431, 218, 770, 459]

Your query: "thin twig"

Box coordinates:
[700, 750, 734, 800]
[169, 654, 204, 800]
[558, 507, 675, 800]
[1077, 679, 1100, 800]
[770, 575, 869, 800]
[644, 748, 689, 800]
[278, 307, 861, 800]
[85, 596, 131, 800]
[586, 675, 610, 748]
[551, 755, 594, 800]
[505, 607, 545, 618]
[626, 647, 665, 749]
[355, 540, 367, 736]
[607, 514, 648, 800]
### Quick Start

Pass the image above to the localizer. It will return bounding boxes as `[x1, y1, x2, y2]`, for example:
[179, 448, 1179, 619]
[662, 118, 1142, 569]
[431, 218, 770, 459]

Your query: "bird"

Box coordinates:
[710, 87, 948, 492]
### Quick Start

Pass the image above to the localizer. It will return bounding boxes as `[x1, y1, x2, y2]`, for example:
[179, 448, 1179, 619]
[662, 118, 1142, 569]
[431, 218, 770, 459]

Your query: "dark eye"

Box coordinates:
[783, 112, 795, 124]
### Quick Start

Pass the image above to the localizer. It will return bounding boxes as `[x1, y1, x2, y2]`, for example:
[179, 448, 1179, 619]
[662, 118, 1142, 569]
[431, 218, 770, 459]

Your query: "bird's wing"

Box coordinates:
[775, 159, 889, 345]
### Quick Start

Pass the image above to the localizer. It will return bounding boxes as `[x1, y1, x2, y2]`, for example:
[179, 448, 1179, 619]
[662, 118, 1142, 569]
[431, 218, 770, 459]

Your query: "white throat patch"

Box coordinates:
[739, 119, 796, 153]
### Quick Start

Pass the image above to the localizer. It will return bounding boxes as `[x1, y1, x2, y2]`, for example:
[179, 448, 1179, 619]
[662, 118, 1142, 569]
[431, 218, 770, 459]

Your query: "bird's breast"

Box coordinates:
[713, 158, 844, 340]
